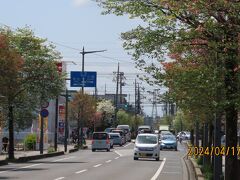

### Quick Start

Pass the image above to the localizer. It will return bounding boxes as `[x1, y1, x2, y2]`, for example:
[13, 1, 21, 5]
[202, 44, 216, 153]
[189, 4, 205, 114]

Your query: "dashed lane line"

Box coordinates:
[93, 164, 102, 168]
[75, 169, 87, 174]
[54, 177, 65, 180]
[115, 157, 119, 160]
[105, 160, 112, 163]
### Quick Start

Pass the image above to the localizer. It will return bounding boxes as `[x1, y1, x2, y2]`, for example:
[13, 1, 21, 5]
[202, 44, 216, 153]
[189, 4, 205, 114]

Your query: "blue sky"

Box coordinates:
[0, 0, 163, 116]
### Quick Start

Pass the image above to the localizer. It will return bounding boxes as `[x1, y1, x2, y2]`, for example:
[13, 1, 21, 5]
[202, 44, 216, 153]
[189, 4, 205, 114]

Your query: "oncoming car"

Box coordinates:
[134, 133, 160, 161]
[160, 135, 177, 151]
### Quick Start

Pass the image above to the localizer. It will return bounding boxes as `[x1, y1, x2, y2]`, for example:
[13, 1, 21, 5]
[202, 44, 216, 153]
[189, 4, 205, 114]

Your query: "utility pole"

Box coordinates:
[137, 83, 141, 114]
[134, 79, 137, 136]
[40, 112, 44, 154]
[104, 84, 107, 98]
[114, 63, 120, 127]
[79, 47, 106, 147]
[64, 89, 68, 152]
[119, 72, 125, 104]
[54, 97, 58, 151]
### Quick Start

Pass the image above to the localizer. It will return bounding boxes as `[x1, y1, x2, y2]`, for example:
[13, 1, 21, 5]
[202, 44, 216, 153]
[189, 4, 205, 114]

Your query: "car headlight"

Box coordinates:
[134, 146, 139, 151]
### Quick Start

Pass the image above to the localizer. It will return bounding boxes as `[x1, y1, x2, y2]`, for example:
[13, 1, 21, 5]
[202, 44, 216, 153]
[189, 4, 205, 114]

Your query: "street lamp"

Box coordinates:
[78, 47, 106, 147]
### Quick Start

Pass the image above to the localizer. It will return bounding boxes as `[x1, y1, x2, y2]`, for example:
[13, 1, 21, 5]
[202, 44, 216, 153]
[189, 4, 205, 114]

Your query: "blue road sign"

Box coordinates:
[40, 109, 49, 118]
[70, 71, 97, 87]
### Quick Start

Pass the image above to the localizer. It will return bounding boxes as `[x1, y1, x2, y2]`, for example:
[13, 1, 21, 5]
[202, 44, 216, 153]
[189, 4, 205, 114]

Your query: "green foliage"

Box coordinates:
[47, 147, 56, 153]
[197, 156, 203, 166]
[23, 134, 36, 150]
[202, 164, 213, 180]
[117, 110, 131, 126]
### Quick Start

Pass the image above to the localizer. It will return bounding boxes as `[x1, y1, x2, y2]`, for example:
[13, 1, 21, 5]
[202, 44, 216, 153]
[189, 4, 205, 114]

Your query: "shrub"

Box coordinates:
[47, 147, 55, 153]
[24, 134, 36, 150]
[197, 156, 203, 166]
[202, 164, 213, 180]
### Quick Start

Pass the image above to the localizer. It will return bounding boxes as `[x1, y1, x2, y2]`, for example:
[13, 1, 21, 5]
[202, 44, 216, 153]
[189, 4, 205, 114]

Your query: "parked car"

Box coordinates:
[160, 135, 177, 151]
[111, 129, 126, 144]
[109, 132, 123, 146]
[92, 132, 111, 152]
[134, 133, 160, 161]
[117, 125, 131, 142]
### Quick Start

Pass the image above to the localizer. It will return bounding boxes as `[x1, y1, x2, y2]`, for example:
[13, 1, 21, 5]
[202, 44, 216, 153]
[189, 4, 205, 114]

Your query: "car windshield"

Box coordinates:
[93, 133, 108, 140]
[136, 135, 157, 144]
[162, 136, 176, 140]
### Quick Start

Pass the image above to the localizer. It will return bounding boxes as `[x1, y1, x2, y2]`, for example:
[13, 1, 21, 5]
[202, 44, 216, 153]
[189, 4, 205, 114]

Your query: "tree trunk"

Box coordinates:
[190, 129, 194, 145]
[8, 105, 14, 160]
[203, 123, 209, 167]
[224, 48, 238, 180]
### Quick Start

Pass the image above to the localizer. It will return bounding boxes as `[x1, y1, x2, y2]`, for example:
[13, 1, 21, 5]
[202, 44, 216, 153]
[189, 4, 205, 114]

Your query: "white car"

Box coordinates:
[134, 133, 160, 161]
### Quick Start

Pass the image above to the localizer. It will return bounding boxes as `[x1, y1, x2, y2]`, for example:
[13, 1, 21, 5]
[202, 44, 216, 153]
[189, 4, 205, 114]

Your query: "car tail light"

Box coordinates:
[106, 138, 110, 144]
[92, 140, 94, 144]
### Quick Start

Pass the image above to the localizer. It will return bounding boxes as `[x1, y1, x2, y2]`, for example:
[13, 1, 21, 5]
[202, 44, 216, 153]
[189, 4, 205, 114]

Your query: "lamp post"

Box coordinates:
[78, 47, 106, 147]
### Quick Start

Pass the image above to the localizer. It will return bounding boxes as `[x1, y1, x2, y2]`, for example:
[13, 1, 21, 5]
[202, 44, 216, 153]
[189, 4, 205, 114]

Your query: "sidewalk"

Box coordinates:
[0, 144, 75, 161]
[0, 140, 92, 161]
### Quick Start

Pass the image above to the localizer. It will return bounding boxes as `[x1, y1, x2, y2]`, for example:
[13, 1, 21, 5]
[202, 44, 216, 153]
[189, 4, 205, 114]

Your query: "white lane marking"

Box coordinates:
[75, 169, 87, 174]
[93, 164, 102, 168]
[161, 171, 181, 174]
[21, 163, 42, 169]
[105, 160, 112, 163]
[52, 156, 75, 162]
[54, 177, 65, 180]
[114, 150, 122, 157]
[150, 158, 166, 180]
[123, 143, 132, 148]
[115, 157, 119, 159]
[0, 163, 42, 174]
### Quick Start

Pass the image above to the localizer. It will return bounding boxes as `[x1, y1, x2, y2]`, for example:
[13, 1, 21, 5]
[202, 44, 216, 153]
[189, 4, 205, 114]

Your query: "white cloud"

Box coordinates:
[72, 0, 90, 7]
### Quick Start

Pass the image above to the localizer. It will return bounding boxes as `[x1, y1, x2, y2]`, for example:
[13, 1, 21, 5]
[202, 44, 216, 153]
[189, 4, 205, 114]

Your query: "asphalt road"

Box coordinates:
[0, 142, 189, 180]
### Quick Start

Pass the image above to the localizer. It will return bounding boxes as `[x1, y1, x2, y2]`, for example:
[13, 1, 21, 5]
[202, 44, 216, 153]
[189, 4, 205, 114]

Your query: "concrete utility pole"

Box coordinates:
[79, 47, 106, 147]
[119, 72, 125, 104]
[114, 63, 120, 127]
[137, 83, 141, 114]
[54, 97, 58, 151]
[64, 89, 69, 152]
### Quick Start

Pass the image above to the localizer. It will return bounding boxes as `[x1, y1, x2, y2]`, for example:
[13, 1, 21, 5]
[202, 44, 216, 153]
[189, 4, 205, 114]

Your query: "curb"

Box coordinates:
[185, 142, 204, 180]
[0, 159, 8, 166]
[10, 151, 64, 163]
[69, 148, 78, 153]
[189, 157, 204, 180]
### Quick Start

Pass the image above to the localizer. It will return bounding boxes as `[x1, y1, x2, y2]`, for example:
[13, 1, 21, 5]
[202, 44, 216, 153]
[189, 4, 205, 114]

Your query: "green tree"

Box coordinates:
[0, 27, 65, 159]
[69, 92, 96, 143]
[117, 109, 132, 126]
[97, 1, 240, 178]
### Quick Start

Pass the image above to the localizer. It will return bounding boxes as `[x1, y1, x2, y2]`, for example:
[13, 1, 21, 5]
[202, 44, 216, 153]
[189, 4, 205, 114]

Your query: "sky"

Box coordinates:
[0, 0, 163, 116]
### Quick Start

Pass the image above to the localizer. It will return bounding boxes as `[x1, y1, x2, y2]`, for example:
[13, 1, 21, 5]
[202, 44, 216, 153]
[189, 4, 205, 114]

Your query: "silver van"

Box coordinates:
[92, 132, 111, 152]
